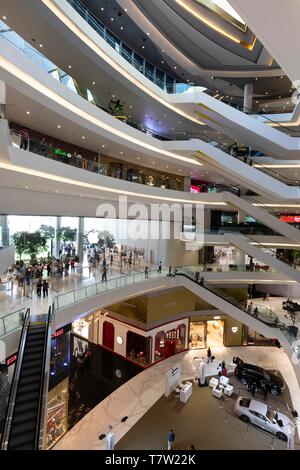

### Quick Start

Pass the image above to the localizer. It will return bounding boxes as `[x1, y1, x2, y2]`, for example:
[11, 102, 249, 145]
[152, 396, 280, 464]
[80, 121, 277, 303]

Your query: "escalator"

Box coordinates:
[1, 307, 52, 450]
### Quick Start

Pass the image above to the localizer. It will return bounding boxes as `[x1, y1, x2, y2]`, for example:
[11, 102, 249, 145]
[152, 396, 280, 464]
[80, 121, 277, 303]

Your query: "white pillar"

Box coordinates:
[55, 216, 61, 258]
[243, 83, 254, 114]
[235, 248, 246, 267]
[237, 210, 246, 225]
[183, 176, 191, 192]
[77, 217, 85, 263]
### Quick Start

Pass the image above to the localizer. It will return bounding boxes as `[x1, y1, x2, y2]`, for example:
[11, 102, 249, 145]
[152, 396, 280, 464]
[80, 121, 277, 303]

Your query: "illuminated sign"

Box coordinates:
[6, 354, 17, 366]
[54, 148, 72, 158]
[231, 327, 238, 334]
[280, 215, 300, 223]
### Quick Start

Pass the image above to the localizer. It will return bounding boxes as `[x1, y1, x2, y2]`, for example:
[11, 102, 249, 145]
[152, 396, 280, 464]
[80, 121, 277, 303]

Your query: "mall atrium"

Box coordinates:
[0, 0, 300, 454]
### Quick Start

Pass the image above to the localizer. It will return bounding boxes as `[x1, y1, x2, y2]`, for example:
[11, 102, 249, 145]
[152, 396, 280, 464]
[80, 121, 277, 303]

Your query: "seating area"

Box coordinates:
[209, 376, 234, 399]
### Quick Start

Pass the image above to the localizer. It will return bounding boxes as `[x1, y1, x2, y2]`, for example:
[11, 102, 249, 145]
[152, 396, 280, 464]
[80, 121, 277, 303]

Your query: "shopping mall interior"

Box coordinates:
[0, 0, 300, 456]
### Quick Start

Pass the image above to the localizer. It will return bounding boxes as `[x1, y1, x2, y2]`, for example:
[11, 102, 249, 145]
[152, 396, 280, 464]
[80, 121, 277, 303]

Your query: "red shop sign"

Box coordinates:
[280, 215, 300, 223]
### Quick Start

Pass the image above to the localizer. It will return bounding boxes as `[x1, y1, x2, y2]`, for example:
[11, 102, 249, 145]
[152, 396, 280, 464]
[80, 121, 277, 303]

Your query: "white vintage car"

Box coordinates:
[234, 396, 291, 441]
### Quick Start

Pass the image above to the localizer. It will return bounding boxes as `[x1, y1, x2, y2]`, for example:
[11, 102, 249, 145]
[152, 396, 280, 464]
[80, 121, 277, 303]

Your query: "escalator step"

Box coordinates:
[21, 367, 42, 378]
[8, 431, 36, 450]
[9, 420, 37, 437]
[14, 401, 38, 415]
[22, 358, 43, 367]
[19, 373, 41, 386]
[17, 382, 40, 395]
[13, 409, 38, 426]
[26, 338, 45, 346]
[23, 351, 44, 362]
[15, 390, 39, 405]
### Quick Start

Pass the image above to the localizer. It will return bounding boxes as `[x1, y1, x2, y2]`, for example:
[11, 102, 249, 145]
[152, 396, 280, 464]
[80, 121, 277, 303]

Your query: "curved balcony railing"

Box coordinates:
[0, 308, 26, 338]
[2, 22, 299, 189]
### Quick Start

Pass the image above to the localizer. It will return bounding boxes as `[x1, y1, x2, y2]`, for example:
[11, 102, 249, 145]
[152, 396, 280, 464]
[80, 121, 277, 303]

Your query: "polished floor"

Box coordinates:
[116, 372, 294, 450]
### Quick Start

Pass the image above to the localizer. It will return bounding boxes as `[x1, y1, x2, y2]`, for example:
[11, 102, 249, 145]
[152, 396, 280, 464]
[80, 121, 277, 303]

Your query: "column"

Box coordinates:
[55, 216, 61, 258]
[237, 210, 246, 225]
[235, 248, 246, 267]
[0, 81, 6, 118]
[77, 217, 85, 263]
[243, 83, 254, 114]
[0, 215, 9, 247]
[183, 176, 191, 192]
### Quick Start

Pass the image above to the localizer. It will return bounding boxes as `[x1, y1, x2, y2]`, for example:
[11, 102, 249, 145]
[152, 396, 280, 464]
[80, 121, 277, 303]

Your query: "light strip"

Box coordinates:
[254, 164, 300, 169]
[0, 161, 226, 205]
[253, 203, 300, 208]
[0, 56, 202, 168]
[175, 0, 256, 50]
[41, 0, 205, 127]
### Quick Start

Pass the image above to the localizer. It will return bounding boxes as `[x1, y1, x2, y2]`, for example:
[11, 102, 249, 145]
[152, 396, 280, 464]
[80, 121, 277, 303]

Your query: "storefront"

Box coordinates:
[72, 312, 188, 367]
[189, 319, 224, 349]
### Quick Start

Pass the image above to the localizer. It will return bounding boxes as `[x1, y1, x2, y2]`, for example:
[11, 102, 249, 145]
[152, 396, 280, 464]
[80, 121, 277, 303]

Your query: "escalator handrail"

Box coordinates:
[35, 305, 53, 450]
[0, 308, 31, 450]
[175, 268, 280, 327]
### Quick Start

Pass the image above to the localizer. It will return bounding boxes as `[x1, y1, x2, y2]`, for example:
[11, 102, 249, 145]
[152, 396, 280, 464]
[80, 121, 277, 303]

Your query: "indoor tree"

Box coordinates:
[57, 226, 77, 244]
[12, 231, 48, 262]
[39, 224, 55, 257]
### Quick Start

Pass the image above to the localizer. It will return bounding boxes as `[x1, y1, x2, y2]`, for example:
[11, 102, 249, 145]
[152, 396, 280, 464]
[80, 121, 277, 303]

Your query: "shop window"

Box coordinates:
[189, 321, 206, 349]
[46, 378, 69, 449]
[50, 327, 71, 389]
[154, 330, 165, 361]
[126, 331, 151, 366]
[176, 324, 186, 351]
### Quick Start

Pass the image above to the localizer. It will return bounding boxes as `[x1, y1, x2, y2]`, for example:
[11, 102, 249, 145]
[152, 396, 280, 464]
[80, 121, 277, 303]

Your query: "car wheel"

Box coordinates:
[276, 432, 287, 442]
[240, 377, 248, 385]
[270, 388, 279, 395]
[240, 415, 250, 424]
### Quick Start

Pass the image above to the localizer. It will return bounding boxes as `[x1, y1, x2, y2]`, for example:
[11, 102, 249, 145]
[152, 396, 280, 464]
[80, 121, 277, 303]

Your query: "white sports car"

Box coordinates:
[234, 396, 291, 441]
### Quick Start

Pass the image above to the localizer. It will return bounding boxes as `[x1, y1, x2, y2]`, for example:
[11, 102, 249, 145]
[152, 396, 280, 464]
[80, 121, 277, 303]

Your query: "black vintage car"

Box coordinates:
[233, 357, 284, 395]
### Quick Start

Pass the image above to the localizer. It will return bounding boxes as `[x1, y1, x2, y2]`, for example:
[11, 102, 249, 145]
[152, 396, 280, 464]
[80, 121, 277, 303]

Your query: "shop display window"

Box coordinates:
[176, 324, 186, 351]
[189, 321, 206, 349]
[72, 318, 90, 339]
[50, 327, 71, 386]
[46, 378, 69, 449]
[154, 330, 165, 361]
[126, 331, 151, 366]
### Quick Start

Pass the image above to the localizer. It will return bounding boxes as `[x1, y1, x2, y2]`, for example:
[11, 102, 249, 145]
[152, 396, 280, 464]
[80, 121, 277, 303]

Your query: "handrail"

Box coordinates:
[175, 268, 280, 327]
[35, 305, 53, 450]
[0, 308, 30, 450]
[0, 307, 26, 338]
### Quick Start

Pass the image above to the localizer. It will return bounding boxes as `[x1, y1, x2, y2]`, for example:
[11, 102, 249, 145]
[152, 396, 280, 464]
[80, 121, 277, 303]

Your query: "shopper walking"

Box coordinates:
[42, 279, 49, 298]
[217, 363, 222, 377]
[262, 381, 268, 401]
[158, 261, 162, 274]
[195, 271, 199, 283]
[199, 276, 204, 286]
[167, 429, 175, 450]
[36, 279, 42, 298]
[207, 347, 212, 363]
[169, 265, 172, 276]
[144, 266, 149, 279]
[102, 266, 107, 282]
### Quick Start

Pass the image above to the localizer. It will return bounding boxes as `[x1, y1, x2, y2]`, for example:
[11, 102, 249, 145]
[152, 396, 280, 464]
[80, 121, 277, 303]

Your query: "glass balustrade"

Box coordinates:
[0, 308, 26, 338]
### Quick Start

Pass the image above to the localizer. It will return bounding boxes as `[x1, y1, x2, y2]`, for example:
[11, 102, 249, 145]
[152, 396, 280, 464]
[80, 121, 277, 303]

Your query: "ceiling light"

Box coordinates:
[178, 169, 182, 172]
[161, 61, 164, 64]
[112, 94, 115, 98]
[120, 151, 123, 155]
[280, 76, 284, 79]
[68, 65, 72, 69]
[152, 161, 155, 164]
[137, 156, 140, 160]
[147, 32, 150, 36]
[39, 44, 43, 48]
[101, 7, 104, 11]
[124, 8, 127, 11]
[3, 16, 7, 20]
[129, 105, 133, 108]
[82, 136, 85, 139]
[265, 91, 268, 95]
[142, 46, 145, 49]
[111, 18, 114, 21]
[25, 186, 29, 189]
[102, 145, 105, 148]
[120, 26, 124, 30]
[92, 81, 96, 85]
[55, 190, 59, 193]
[166, 165, 169, 169]
[174, 66, 177, 69]
[26, 111, 30, 115]
[57, 125, 61, 128]
[255, 77, 258, 80]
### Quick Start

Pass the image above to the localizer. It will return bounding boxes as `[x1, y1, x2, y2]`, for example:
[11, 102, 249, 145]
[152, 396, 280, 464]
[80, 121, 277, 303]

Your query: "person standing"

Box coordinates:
[158, 261, 162, 273]
[144, 266, 149, 279]
[167, 429, 175, 450]
[102, 266, 107, 282]
[36, 279, 42, 298]
[207, 347, 212, 363]
[47, 262, 52, 278]
[195, 272, 199, 283]
[217, 363, 222, 377]
[20, 127, 29, 150]
[169, 265, 172, 276]
[199, 276, 204, 286]
[42, 279, 49, 298]
[262, 381, 268, 401]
